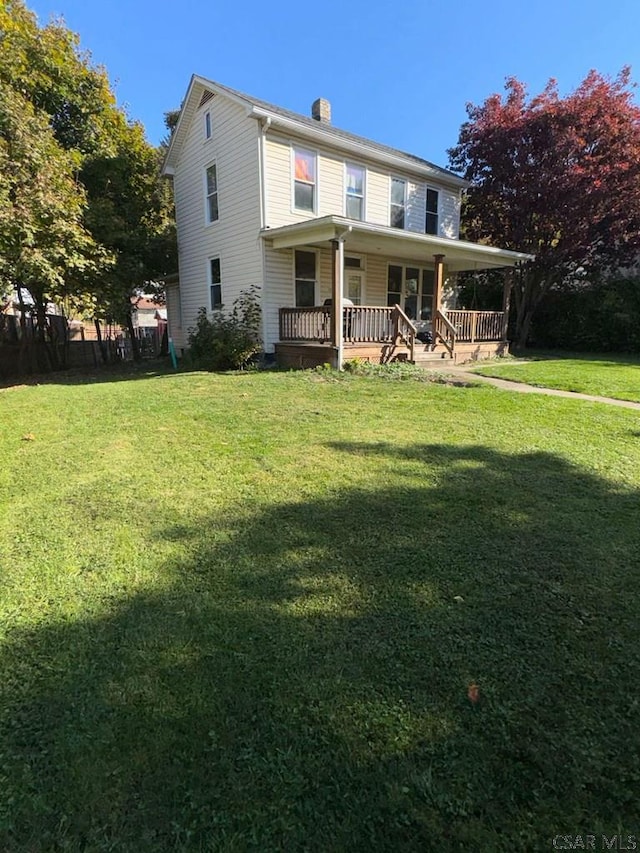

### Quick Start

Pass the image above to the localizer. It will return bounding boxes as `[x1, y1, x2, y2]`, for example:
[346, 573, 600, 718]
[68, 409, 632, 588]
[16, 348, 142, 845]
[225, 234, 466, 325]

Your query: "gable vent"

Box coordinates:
[198, 90, 215, 108]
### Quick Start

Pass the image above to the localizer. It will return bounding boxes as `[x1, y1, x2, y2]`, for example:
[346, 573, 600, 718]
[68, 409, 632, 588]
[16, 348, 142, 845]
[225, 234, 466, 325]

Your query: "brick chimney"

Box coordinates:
[311, 98, 331, 124]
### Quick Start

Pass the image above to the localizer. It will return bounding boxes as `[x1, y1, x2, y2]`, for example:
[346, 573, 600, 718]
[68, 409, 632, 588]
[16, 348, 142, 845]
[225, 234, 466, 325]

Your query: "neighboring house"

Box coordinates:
[131, 294, 167, 354]
[163, 76, 532, 367]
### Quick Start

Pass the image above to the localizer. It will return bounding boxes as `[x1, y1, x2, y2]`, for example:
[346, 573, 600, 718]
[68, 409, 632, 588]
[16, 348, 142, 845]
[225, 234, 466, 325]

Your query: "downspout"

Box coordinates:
[258, 116, 271, 230]
[258, 116, 271, 354]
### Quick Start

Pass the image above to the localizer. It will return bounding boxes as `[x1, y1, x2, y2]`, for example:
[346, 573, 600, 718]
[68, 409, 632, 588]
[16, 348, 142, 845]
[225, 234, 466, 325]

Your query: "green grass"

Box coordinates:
[1, 366, 640, 851]
[472, 351, 640, 402]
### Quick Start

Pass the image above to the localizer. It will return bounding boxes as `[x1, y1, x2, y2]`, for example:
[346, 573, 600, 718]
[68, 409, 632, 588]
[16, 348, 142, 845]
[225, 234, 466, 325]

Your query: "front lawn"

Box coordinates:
[472, 351, 640, 402]
[1, 368, 639, 850]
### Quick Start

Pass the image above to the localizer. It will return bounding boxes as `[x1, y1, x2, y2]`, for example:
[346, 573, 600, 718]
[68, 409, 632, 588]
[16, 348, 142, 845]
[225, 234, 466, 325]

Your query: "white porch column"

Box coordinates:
[502, 268, 514, 342]
[432, 254, 445, 322]
[331, 239, 345, 369]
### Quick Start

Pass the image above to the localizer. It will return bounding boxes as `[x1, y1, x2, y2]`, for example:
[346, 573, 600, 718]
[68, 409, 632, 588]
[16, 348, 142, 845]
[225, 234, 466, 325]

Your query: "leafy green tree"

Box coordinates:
[0, 0, 177, 367]
[0, 85, 107, 369]
[82, 123, 176, 359]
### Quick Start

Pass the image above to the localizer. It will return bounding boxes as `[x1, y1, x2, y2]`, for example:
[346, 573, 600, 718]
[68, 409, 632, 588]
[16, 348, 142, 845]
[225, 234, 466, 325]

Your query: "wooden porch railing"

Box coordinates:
[279, 307, 329, 342]
[343, 305, 395, 342]
[278, 306, 504, 352]
[446, 310, 505, 343]
[279, 305, 416, 347]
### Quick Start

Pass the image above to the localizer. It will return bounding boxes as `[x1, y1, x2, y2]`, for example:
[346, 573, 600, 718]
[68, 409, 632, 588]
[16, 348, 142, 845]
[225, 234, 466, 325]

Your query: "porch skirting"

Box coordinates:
[275, 340, 508, 370]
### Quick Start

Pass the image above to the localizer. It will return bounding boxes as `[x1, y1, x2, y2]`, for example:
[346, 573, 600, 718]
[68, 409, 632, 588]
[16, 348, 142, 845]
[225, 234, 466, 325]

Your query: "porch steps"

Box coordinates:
[411, 345, 453, 366]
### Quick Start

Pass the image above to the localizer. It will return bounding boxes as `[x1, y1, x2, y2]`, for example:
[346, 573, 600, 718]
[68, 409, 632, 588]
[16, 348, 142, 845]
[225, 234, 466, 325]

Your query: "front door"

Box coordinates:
[345, 270, 364, 305]
[387, 264, 434, 321]
[344, 256, 365, 305]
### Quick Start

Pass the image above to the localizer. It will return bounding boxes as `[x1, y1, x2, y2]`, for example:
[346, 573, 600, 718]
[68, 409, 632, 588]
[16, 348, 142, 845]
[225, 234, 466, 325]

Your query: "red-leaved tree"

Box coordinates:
[448, 69, 640, 347]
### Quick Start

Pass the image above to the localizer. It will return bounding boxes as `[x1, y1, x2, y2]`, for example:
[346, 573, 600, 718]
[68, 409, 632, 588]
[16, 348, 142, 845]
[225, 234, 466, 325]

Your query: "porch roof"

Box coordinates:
[260, 216, 533, 272]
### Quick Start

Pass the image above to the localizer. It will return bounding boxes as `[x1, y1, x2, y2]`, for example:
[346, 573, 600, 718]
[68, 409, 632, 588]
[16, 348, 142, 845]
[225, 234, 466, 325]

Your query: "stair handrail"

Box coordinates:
[392, 304, 417, 362]
[433, 310, 456, 356]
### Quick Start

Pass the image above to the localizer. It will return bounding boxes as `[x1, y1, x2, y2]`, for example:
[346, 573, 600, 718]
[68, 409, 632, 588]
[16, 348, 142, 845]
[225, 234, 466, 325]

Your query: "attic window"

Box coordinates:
[204, 111, 211, 140]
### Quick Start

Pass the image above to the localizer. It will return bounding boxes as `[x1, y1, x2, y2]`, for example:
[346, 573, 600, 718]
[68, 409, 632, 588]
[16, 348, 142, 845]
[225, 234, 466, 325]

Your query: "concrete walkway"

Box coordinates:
[437, 366, 640, 412]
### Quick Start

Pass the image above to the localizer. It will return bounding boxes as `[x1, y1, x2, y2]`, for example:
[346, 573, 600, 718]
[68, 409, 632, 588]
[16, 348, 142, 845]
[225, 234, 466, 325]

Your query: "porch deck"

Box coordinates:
[276, 306, 508, 369]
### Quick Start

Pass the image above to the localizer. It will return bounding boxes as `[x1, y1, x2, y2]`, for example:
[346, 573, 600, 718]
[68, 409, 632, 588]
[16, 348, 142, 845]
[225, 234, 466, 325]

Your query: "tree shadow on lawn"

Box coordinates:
[0, 359, 176, 390]
[2, 444, 640, 850]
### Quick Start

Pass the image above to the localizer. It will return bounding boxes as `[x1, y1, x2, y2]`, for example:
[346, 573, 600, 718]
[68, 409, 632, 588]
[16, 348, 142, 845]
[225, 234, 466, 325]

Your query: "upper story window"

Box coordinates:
[205, 164, 219, 223]
[345, 163, 365, 220]
[390, 178, 406, 229]
[293, 148, 316, 212]
[204, 110, 212, 140]
[210, 257, 222, 310]
[426, 188, 439, 235]
[294, 250, 317, 306]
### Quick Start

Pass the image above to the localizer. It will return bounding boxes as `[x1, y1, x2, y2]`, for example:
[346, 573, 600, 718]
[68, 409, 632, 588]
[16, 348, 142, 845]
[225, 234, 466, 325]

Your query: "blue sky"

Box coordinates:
[28, 0, 640, 167]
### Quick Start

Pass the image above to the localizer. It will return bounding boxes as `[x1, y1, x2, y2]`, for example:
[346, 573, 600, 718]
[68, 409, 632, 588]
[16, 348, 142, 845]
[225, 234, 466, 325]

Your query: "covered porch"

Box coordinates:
[261, 216, 532, 369]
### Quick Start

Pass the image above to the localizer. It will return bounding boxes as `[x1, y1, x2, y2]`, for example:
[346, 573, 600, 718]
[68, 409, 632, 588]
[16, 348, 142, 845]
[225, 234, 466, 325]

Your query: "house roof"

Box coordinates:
[163, 75, 467, 189]
[261, 216, 534, 272]
[132, 296, 165, 311]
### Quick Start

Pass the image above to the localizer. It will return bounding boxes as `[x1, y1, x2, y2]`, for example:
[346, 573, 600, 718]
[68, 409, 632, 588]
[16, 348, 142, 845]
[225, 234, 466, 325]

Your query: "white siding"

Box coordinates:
[263, 245, 293, 351]
[171, 92, 263, 344]
[264, 132, 461, 239]
[165, 284, 184, 349]
[265, 133, 345, 227]
[262, 245, 334, 350]
[440, 188, 461, 239]
[406, 181, 425, 233]
[365, 167, 391, 226]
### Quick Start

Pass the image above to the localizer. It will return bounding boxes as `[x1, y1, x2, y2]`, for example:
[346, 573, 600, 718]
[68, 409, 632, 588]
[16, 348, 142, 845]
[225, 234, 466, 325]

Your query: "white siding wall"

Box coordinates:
[263, 245, 293, 350]
[265, 132, 460, 239]
[171, 93, 263, 349]
[265, 133, 345, 226]
[165, 285, 183, 349]
[264, 132, 461, 239]
[440, 188, 461, 239]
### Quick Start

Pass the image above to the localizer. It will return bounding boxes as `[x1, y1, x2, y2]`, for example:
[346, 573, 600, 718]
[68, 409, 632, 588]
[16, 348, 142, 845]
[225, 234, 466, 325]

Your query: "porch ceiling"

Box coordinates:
[260, 216, 533, 271]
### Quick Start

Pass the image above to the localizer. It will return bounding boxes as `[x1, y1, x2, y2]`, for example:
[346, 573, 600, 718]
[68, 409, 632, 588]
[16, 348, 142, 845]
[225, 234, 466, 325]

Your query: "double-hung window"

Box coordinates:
[294, 250, 316, 307]
[209, 258, 222, 310]
[345, 163, 365, 220]
[390, 178, 406, 229]
[425, 188, 439, 235]
[205, 164, 219, 223]
[293, 148, 316, 212]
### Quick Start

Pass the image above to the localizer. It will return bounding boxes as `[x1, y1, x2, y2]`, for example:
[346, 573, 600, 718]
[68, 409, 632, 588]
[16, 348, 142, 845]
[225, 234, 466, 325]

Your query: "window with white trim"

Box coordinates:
[390, 178, 406, 229]
[293, 148, 316, 212]
[345, 163, 365, 220]
[209, 257, 222, 310]
[204, 110, 212, 140]
[205, 164, 219, 223]
[425, 187, 439, 235]
[294, 250, 316, 307]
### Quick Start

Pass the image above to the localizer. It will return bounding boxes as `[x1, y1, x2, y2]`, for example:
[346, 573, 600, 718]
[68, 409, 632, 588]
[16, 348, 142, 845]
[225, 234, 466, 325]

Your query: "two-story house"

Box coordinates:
[163, 76, 532, 368]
